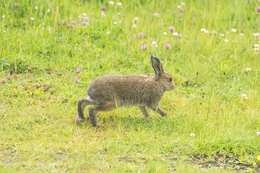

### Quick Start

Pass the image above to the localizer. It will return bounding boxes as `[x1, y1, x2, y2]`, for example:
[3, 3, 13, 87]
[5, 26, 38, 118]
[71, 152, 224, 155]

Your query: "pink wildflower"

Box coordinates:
[178, 34, 182, 38]
[82, 21, 88, 26]
[169, 26, 175, 32]
[179, 7, 184, 13]
[61, 20, 67, 25]
[101, 6, 107, 11]
[137, 32, 145, 38]
[74, 78, 80, 83]
[83, 17, 88, 22]
[141, 44, 147, 50]
[165, 44, 171, 49]
[257, 7, 260, 13]
[14, 2, 19, 8]
[76, 68, 82, 73]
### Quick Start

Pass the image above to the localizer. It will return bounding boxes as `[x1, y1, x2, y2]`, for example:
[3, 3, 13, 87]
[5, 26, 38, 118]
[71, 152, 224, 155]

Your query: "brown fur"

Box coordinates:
[77, 56, 176, 126]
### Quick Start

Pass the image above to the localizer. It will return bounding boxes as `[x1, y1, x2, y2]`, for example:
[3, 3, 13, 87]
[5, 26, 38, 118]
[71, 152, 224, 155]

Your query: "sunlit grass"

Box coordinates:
[0, 0, 260, 172]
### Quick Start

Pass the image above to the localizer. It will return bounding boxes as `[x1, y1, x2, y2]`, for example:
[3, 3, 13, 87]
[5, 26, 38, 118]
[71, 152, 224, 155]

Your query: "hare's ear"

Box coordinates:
[151, 55, 164, 80]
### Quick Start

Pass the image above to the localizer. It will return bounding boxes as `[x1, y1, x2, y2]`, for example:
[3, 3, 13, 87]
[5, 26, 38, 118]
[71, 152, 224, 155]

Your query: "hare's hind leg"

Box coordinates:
[77, 97, 95, 120]
[139, 106, 150, 117]
[89, 102, 115, 127]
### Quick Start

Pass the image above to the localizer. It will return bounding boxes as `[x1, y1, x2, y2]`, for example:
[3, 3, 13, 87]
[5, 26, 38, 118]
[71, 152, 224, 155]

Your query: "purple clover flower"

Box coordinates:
[169, 26, 175, 32]
[76, 68, 82, 73]
[14, 2, 19, 8]
[179, 7, 184, 13]
[137, 32, 145, 39]
[257, 7, 260, 13]
[101, 6, 107, 11]
[165, 44, 171, 49]
[141, 44, 147, 50]
[74, 78, 80, 83]
[83, 17, 88, 22]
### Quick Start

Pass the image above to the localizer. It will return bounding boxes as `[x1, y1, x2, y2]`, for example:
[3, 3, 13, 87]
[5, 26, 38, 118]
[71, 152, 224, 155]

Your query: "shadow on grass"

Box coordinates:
[76, 114, 179, 133]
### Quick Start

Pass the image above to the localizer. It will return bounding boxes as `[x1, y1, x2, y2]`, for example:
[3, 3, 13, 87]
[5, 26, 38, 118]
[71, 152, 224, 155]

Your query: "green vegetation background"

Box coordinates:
[0, 0, 259, 172]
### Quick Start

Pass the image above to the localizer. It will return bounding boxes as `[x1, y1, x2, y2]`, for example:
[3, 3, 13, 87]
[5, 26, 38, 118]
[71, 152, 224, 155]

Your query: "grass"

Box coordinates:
[0, 0, 260, 172]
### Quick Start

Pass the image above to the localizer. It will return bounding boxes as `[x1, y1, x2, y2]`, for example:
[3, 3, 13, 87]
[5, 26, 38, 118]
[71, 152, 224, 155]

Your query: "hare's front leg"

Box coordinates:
[139, 106, 150, 117]
[157, 107, 167, 116]
[150, 106, 167, 117]
[89, 107, 98, 127]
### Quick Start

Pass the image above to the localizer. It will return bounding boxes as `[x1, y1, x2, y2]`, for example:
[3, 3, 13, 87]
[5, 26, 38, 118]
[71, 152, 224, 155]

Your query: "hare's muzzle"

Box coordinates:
[171, 82, 176, 90]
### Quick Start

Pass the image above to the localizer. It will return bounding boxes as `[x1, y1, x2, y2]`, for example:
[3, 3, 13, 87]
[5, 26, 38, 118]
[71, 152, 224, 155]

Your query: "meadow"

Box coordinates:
[0, 0, 260, 172]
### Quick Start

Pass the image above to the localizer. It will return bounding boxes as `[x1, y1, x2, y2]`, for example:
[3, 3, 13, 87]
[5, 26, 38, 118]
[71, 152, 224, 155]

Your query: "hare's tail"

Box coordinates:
[77, 96, 95, 119]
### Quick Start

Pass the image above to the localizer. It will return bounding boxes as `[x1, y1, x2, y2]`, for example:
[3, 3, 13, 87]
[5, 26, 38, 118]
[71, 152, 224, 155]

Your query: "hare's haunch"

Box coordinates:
[77, 56, 176, 126]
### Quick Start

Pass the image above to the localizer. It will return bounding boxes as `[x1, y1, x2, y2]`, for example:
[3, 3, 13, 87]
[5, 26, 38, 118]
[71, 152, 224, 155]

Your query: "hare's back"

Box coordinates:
[87, 75, 156, 104]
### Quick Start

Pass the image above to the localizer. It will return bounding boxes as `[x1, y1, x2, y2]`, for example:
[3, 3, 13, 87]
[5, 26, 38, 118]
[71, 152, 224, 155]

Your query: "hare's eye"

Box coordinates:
[169, 78, 172, 82]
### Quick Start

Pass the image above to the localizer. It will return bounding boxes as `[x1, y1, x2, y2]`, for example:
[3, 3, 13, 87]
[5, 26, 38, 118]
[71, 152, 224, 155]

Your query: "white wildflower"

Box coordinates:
[253, 33, 259, 39]
[200, 28, 208, 33]
[133, 17, 138, 23]
[245, 68, 251, 72]
[231, 28, 236, 32]
[117, 2, 122, 7]
[241, 94, 248, 100]
[253, 44, 259, 48]
[109, 1, 114, 5]
[173, 32, 178, 36]
[190, 133, 195, 137]
[151, 41, 158, 48]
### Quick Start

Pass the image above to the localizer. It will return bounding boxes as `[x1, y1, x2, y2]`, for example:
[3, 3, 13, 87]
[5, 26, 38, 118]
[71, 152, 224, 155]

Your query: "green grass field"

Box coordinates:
[1, 0, 260, 172]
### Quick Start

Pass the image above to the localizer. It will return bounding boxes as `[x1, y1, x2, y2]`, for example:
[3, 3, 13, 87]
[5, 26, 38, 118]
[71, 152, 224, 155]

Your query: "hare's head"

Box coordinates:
[151, 55, 176, 91]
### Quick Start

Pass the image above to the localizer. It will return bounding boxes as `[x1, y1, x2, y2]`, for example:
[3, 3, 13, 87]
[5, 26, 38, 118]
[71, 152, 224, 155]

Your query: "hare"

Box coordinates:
[76, 55, 176, 126]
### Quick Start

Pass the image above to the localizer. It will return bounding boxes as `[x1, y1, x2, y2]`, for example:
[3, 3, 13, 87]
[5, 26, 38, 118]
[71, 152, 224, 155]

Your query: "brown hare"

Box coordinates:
[76, 55, 176, 126]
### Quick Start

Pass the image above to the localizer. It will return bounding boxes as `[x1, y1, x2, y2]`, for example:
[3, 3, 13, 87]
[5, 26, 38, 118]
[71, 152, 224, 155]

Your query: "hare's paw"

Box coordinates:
[162, 113, 167, 117]
[160, 111, 167, 116]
